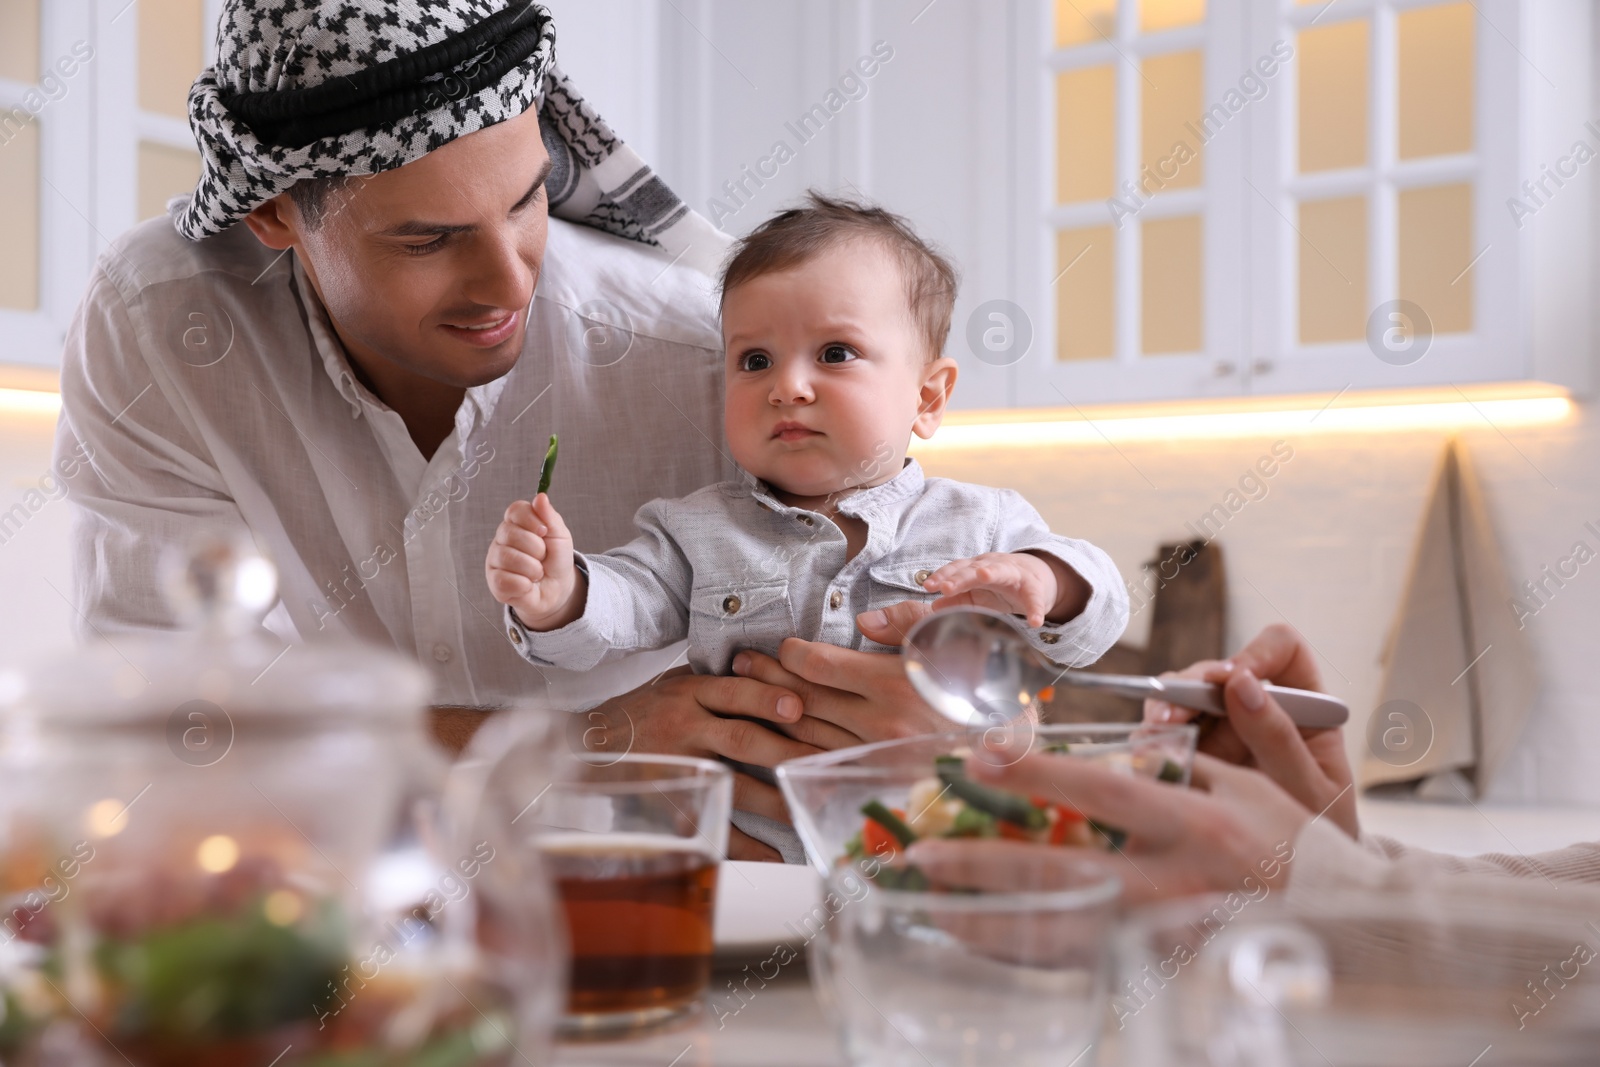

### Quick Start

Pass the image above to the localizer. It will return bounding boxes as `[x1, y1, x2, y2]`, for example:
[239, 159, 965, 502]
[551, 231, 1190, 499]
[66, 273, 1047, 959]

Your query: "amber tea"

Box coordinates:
[541, 832, 719, 1029]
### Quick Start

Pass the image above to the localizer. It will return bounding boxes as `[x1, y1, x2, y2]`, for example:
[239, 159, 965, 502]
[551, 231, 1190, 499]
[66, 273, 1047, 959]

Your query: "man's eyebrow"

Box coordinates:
[377, 159, 555, 238]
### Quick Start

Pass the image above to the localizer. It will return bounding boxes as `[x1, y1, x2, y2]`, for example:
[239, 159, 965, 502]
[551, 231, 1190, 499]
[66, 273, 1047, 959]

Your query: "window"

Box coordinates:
[0, 0, 218, 369]
[1014, 0, 1580, 405]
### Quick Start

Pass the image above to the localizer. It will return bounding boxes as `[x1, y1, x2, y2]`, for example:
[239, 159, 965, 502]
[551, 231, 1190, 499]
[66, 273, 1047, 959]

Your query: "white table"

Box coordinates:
[555, 966, 843, 1067]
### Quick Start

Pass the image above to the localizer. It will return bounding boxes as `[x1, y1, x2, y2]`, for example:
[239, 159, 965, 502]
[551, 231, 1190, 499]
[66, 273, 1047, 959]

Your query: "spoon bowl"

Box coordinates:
[903, 607, 1350, 731]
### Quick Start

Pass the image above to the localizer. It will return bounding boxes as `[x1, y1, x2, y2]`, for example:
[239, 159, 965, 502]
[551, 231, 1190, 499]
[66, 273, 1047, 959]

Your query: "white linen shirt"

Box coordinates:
[507, 459, 1130, 675]
[53, 209, 735, 709]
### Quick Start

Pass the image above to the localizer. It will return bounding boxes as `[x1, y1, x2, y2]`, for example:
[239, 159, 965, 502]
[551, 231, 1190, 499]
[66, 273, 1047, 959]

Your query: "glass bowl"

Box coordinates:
[775, 723, 1199, 878]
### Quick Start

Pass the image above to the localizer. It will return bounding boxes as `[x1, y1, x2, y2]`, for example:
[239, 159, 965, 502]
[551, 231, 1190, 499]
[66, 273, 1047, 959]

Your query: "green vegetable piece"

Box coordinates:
[536, 433, 559, 496]
[1088, 820, 1128, 851]
[1041, 742, 1072, 755]
[1157, 758, 1185, 784]
[861, 800, 917, 847]
[935, 760, 1048, 830]
[949, 806, 998, 838]
[843, 831, 865, 859]
[868, 863, 931, 892]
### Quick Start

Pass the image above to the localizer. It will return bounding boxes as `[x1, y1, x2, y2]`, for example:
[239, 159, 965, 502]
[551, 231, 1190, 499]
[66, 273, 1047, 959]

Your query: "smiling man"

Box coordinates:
[54, 0, 955, 861]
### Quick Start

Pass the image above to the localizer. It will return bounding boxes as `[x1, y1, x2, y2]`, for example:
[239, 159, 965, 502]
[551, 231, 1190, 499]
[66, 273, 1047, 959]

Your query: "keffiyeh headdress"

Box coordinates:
[179, 0, 722, 271]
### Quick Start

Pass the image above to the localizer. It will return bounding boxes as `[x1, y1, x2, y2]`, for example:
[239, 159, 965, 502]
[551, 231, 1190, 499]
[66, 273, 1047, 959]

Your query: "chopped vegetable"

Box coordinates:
[860, 800, 916, 848]
[843, 747, 1186, 890]
[934, 757, 1048, 830]
[950, 806, 998, 838]
[536, 433, 559, 496]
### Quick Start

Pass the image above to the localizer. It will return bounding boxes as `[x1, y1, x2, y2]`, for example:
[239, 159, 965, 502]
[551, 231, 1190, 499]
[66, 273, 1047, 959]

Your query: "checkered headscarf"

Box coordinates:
[179, 0, 722, 271]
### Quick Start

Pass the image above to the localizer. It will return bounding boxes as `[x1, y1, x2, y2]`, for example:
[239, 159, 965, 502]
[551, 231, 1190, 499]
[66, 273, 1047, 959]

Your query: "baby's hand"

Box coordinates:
[485, 493, 583, 631]
[923, 552, 1059, 629]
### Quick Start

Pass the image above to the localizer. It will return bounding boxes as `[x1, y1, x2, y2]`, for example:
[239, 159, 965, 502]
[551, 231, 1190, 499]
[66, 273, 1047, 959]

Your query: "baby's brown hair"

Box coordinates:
[719, 192, 959, 362]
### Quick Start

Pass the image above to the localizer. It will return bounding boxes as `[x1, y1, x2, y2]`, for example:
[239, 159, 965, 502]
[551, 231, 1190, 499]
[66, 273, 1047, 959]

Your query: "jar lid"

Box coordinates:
[0, 536, 431, 726]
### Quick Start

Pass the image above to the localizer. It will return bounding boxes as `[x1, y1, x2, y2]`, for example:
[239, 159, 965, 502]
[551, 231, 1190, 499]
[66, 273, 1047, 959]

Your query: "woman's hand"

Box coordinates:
[906, 751, 1314, 906]
[1143, 623, 1358, 840]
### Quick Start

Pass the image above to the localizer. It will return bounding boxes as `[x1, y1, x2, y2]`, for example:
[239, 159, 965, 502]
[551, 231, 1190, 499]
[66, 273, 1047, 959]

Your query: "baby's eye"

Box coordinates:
[820, 344, 857, 365]
[739, 352, 772, 372]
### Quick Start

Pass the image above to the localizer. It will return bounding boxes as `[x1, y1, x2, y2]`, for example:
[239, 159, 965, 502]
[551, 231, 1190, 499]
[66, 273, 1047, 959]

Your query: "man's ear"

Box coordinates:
[912, 355, 959, 439]
[241, 194, 299, 251]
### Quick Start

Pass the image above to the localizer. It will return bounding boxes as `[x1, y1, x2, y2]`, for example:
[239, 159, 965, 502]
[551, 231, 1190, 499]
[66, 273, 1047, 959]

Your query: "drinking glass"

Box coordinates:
[514, 753, 733, 1038]
[812, 858, 1122, 1066]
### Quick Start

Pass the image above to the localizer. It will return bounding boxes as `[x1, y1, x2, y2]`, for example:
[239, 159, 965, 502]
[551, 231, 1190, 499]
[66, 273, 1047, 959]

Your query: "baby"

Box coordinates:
[487, 193, 1129, 860]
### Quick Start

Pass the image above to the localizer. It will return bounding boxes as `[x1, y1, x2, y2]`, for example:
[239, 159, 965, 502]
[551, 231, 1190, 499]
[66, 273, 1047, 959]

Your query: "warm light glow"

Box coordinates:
[197, 834, 240, 874]
[0, 387, 60, 416]
[914, 394, 1573, 449]
[263, 889, 304, 926]
[86, 798, 129, 839]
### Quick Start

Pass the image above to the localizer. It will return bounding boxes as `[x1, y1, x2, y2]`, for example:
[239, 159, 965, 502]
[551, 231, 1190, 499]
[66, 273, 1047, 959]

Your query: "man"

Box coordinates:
[54, 0, 944, 860]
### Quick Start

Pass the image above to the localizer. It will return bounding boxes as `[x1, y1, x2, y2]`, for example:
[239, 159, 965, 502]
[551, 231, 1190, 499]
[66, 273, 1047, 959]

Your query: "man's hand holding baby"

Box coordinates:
[486, 494, 587, 631]
[922, 551, 1092, 629]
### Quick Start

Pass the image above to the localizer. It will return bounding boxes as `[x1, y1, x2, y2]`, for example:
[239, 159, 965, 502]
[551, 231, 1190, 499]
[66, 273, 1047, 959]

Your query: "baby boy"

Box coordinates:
[486, 194, 1129, 859]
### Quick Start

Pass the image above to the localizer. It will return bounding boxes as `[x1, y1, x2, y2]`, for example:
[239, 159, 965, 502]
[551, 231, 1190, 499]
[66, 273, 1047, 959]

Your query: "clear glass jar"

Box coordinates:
[0, 542, 563, 1067]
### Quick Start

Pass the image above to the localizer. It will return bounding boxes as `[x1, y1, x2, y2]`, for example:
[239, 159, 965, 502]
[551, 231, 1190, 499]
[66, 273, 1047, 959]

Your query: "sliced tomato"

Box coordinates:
[862, 808, 907, 858]
[996, 820, 1033, 842]
[1040, 801, 1086, 845]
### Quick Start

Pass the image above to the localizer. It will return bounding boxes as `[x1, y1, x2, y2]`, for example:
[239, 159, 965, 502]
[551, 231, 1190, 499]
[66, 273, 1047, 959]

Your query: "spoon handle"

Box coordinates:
[1053, 674, 1349, 729]
[1155, 678, 1350, 729]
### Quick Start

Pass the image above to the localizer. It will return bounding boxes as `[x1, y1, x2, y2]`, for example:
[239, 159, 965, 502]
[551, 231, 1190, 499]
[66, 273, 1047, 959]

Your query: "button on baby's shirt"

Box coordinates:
[913, 568, 932, 586]
[723, 595, 742, 615]
[797, 515, 814, 526]
[1040, 632, 1060, 644]
[508, 626, 523, 645]
[829, 589, 843, 610]
[433, 642, 453, 663]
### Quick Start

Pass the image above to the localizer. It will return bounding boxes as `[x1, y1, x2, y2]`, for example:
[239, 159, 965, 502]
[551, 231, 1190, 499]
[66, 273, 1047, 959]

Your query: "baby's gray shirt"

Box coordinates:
[504, 459, 1129, 677]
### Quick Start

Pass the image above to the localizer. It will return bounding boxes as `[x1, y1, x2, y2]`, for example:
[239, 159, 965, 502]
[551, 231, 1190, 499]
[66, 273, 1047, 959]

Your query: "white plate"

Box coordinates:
[713, 860, 823, 955]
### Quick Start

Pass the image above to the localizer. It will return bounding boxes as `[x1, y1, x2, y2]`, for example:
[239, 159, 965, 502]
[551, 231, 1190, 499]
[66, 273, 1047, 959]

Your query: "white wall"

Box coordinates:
[916, 407, 1600, 806]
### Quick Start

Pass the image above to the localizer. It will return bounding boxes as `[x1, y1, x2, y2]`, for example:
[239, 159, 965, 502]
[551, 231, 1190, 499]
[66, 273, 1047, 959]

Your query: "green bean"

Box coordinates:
[536, 434, 559, 496]
[861, 800, 917, 846]
[935, 760, 1048, 830]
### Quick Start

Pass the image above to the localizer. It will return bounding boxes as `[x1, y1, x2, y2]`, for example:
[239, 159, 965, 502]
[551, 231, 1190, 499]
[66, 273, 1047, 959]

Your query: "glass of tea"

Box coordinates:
[525, 753, 732, 1038]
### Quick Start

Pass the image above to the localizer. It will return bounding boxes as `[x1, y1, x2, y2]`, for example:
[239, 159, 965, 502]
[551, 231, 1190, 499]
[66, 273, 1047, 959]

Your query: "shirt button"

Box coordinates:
[433, 642, 453, 663]
[798, 515, 814, 526]
[913, 569, 932, 586]
[723, 595, 742, 616]
[508, 627, 523, 645]
[829, 589, 843, 610]
[1040, 632, 1060, 644]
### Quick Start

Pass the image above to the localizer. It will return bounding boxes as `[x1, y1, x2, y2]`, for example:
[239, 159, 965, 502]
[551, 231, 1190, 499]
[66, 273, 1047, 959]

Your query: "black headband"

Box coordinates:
[219, 2, 548, 147]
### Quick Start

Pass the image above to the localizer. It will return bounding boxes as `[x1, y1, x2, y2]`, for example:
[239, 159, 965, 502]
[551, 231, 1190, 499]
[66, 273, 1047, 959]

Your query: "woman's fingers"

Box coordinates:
[1218, 670, 1338, 802]
[906, 837, 1122, 893]
[1230, 623, 1324, 694]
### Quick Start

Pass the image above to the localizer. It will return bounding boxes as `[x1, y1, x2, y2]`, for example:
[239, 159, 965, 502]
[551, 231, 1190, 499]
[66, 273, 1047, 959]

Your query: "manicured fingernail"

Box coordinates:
[1235, 670, 1267, 713]
[1150, 702, 1174, 723]
[777, 695, 802, 719]
[732, 654, 749, 676]
[858, 610, 886, 629]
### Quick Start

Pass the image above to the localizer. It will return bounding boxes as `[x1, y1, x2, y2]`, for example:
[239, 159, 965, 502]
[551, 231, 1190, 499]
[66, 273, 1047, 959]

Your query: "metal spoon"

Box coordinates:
[903, 606, 1349, 730]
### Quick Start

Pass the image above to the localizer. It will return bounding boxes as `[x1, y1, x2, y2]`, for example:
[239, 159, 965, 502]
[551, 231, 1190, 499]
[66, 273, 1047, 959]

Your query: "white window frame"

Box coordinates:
[1013, 0, 1249, 406]
[1010, 0, 1594, 407]
[0, 0, 95, 370]
[0, 0, 221, 371]
[1249, 0, 1521, 394]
